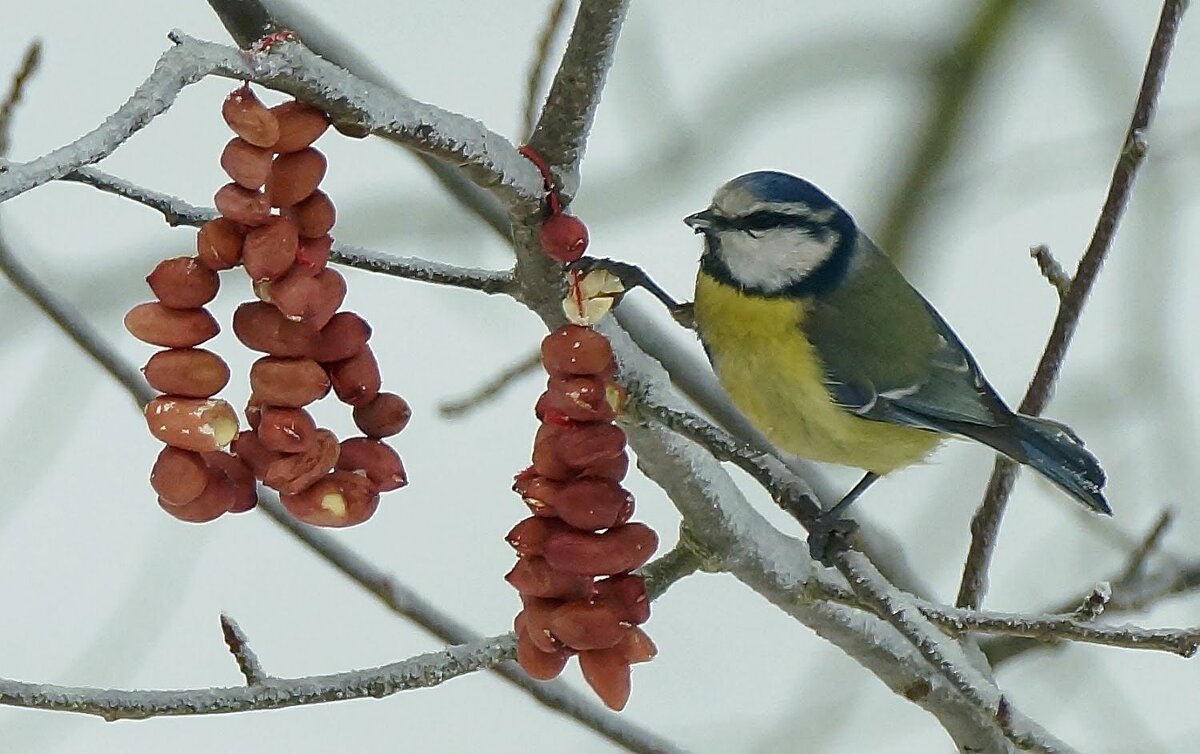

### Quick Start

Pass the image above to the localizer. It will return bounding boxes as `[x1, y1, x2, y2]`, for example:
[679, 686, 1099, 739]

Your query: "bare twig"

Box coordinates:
[60, 166, 216, 225]
[438, 350, 543, 418]
[877, 0, 1025, 260]
[523, 0, 571, 139]
[920, 600, 1200, 657]
[0, 41, 42, 156]
[983, 511, 1177, 664]
[1030, 244, 1072, 299]
[219, 614, 268, 686]
[1118, 509, 1174, 585]
[0, 634, 516, 720]
[331, 244, 516, 295]
[956, 0, 1188, 610]
[39, 164, 520, 294]
[525, 0, 629, 201]
[0, 228, 152, 406]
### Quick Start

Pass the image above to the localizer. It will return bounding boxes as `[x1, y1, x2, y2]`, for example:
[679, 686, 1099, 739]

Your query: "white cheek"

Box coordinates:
[719, 229, 835, 292]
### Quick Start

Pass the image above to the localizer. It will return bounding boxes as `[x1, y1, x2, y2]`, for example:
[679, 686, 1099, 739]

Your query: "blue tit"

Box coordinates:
[684, 170, 1109, 531]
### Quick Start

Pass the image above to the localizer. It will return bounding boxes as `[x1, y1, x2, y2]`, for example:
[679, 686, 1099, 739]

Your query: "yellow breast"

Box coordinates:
[694, 272, 940, 474]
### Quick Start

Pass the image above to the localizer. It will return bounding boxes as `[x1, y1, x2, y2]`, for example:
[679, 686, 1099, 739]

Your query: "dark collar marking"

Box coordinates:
[698, 210, 857, 298]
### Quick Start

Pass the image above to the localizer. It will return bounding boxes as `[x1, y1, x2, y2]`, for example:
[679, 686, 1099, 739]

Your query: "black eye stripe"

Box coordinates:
[715, 211, 822, 233]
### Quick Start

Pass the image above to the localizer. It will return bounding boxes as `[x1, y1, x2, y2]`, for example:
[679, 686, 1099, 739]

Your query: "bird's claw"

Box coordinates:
[807, 514, 858, 566]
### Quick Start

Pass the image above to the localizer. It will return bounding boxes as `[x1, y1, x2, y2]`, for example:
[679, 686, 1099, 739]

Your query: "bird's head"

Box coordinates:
[685, 171, 858, 297]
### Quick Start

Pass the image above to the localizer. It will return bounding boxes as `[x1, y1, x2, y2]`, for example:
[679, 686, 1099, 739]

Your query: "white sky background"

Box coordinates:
[2, 2, 1199, 752]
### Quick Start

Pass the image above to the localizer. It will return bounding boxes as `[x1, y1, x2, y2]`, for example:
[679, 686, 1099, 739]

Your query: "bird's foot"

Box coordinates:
[807, 513, 858, 567]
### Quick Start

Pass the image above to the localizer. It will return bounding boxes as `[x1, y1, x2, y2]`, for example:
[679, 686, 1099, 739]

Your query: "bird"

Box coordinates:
[682, 170, 1109, 557]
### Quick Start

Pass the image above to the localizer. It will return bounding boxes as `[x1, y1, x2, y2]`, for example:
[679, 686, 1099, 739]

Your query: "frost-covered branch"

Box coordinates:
[47, 164, 519, 294]
[957, 0, 1188, 610]
[0, 634, 515, 719]
[0, 32, 543, 207]
[600, 323, 1066, 753]
[921, 602, 1200, 657]
[208, 0, 513, 240]
[219, 614, 268, 686]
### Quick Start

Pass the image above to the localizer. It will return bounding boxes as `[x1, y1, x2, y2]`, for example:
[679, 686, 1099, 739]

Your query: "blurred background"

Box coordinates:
[1, 1, 1198, 751]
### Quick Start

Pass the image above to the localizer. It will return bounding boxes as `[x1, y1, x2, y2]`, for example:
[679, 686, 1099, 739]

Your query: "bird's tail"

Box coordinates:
[1011, 414, 1110, 515]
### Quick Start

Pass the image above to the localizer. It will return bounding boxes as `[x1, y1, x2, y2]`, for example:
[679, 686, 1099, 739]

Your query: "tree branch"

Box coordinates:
[0, 634, 516, 720]
[208, 0, 514, 241]
[0, 40, 41, 156]
[522, 0, 571, 140]
[601, 321, 1067, 752]
[0, 32, 543, 207]
[47, 164, 519, 294]
[438, 350, 543, 418]
[0, 226, 152, 406]
[525, 0, 628, 201]
[877, 0, 1026, 261]
[956, 0, 1188, 610]
[923, 602, 1200, 657]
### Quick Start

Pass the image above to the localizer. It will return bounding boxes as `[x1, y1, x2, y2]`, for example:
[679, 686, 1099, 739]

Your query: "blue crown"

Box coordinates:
[727, 171, 840, 210]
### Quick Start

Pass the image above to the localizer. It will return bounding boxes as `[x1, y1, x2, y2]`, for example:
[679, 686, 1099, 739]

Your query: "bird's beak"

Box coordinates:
[684, 208, 716, 233]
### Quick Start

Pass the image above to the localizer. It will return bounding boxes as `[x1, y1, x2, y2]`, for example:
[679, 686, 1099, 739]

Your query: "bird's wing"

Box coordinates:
[805, 256, 1013, 437]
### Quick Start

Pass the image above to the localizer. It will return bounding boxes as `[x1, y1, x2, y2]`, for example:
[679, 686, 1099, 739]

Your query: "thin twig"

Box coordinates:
[60, 166, 216, 225]
[956, 0, 1188, 610]
[921, 600, 1200, 657]
[523, 0, 571, 140]
[439, 350, 543, 418]
[0, 228, 152, 406]
[332, 245, 516, 294]
[1118, 509, 1174, 585]
[818, 564, 1199, 658]
[877, 0, 1025, 260]
[1030, 244, 1072, 299]
[837, 551, 1006, 728]
[0, 41, 42, 156]
[0, 634, 516, 720]
[219, 614, 268, 686]
[40, 164, 520, 294]
[525, 0, 629, 201]
[983, 511, 1177, 664]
